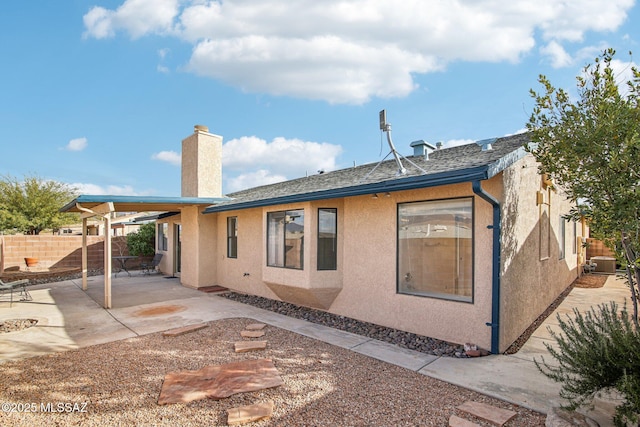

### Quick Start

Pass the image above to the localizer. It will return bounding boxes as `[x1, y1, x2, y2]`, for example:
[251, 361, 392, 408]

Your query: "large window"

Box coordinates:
[398, 198, 473, 302]
[267, 209, 304, 269]
[317, 208, 337, 270]
[227, 216, 238, 258]
[157, 223, 168, 251]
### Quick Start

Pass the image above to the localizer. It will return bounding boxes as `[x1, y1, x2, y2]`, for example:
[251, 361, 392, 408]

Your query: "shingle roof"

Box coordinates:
[204, 132, 530, 213]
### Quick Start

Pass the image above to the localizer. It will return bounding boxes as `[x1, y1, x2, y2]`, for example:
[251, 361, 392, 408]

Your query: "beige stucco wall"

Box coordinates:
[499, 154, 583, 351]
[178, 205, 218, 288]
[159, 151, 581, 352]
[211, 181, 497, 350]
[331, 182, 496, 349]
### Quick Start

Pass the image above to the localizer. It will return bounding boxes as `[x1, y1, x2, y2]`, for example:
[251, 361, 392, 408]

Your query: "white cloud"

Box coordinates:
[72, 182, 139, 196]
[540, 41, 573, 68]
[83, 0, 635, 103]
[157, 65, 170, 73]
[158, 48, 170, 59]
[222, 136, 342, 178]
[441, 139, 475, 149]
[225, 170, 288, 193]
[83, 0, 179, 39]
[65, 137, 88, 151]
[152, 150, 181, 166]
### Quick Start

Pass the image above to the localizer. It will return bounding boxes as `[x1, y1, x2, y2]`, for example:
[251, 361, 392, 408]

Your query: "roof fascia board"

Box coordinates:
[78, 202, 114, 219]
[60, 195, 230, 213]
[205, 166, 489, 213]
[486, 146, 529, 179]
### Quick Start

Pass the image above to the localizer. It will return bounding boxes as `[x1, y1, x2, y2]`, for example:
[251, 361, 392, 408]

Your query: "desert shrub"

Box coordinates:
[536, 302, 640, 426]
[126, 222, 156, 257]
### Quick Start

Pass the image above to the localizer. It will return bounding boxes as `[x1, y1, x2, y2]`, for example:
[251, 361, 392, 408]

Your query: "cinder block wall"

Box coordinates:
[585, 238, 616, 259]
[1, 235, 132, 270]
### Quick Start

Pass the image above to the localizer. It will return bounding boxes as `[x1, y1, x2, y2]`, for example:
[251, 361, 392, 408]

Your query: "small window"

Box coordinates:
[572, 220, 577, 255]
[267, 209, 304, 269]
[398, 198, 473, 302]
[157, 223, 168, 251]
[317, 208, 337, 270]
[227, 217, 238, 258]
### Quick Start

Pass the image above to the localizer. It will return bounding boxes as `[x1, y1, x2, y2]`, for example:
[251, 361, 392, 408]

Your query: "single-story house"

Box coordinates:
[62, 124, 586, 353]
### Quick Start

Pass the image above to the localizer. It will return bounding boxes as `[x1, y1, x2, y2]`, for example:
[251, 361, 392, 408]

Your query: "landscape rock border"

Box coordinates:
[0, 318, 38, 333]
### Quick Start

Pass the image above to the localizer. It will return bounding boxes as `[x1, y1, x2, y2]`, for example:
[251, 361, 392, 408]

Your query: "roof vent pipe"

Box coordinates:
[410, 140, 437, 159]
[476, 138, 496, 151]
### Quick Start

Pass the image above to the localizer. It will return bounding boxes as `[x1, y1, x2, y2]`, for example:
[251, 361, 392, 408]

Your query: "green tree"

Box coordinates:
[527, 49, 640, 425]
[0, 174, 78, 235]
[126, 222, 156, 256]
[526, 48, 640, 324]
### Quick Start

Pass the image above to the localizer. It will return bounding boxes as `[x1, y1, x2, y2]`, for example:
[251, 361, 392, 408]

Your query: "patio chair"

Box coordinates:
[0, 278, 32, 307]
[141, 253, 163, 275]
[583, 259, 598, 274]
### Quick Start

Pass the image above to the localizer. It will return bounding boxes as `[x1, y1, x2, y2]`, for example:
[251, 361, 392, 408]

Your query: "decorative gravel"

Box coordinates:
[0, 318, 546, 426]
[0, 319, 38, 334]
[222, 292, 468, 358]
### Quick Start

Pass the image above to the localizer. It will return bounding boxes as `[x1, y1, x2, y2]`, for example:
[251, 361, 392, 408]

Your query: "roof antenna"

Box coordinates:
[360, 110, 428, 183]
[379, 110, 406, 175]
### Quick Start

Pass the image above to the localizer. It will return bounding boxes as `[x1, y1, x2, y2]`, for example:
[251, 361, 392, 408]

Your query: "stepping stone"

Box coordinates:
[158, 359, 282, 404]
[449, 415, 481, 427]
[245, 323, 267, 330]
[162, 323, 208, 337]
[227, 401, 274, 425]
[241, 330, 265, 338]
[457, 401, 516, 426]
[235, 341, 267, 353]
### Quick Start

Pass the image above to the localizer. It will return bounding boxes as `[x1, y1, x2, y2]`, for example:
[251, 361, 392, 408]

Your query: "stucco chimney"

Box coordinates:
[181, 125, 223, 198]
[410, 140, 437, 159]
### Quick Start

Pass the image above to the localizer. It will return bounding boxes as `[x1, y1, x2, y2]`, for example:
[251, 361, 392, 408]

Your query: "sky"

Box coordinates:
[1, 0, 639, 197]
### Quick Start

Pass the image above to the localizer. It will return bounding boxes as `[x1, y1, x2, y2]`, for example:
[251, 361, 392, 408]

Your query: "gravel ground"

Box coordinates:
[0, 318, 546, 426]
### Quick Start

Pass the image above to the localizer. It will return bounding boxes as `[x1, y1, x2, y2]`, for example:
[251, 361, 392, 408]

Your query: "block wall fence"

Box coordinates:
[585, 238, 616, 259]
[1, 235, 133, 271]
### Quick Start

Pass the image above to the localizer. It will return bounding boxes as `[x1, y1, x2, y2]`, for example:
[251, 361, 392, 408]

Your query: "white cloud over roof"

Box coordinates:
[83, 0, 635, 103]
[65, 137, 88, 151]
[152, 150, 181, 166]
[223, 136, 343, 183]
[72, 182, 139, 196]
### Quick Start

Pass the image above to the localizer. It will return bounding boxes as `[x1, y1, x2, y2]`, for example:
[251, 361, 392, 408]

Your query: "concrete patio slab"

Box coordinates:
[351, 339, 439, 371]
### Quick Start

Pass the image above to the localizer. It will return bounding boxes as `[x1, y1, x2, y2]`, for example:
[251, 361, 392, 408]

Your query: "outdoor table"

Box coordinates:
[112, 256, 138, 277]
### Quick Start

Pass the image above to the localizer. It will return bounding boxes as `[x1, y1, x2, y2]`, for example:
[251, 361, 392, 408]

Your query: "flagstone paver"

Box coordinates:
[241, 330, 265, 338]
[162, 323, 208, 337]
[227, 401, 275, 425]
[457, 401, 516, 426]
[245, 323, 267, 330]
[235, 340, 267, 353]
[157, 359, 282, 404]
[449, 415, 481, 427]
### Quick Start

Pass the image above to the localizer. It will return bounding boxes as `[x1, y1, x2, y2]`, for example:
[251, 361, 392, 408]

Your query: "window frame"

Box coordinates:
[266, 209, 304, 270]
[157, 223, 168, 251]
[227, 216, 238, 259]
[396, 196, 475, 303]
[317, 208, 337, 270]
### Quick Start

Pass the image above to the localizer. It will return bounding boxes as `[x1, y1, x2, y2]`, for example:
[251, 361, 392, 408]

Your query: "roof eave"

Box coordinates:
[204, 165, 490, 213]
[60, 195, 232, 213]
